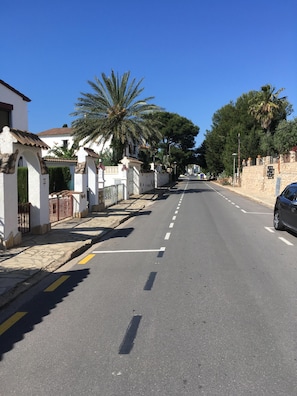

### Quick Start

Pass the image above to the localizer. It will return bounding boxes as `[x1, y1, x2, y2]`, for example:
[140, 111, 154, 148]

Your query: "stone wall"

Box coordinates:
[241, 152, 297, 199]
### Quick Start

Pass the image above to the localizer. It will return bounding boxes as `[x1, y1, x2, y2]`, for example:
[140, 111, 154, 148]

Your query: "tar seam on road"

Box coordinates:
[144, 272, 157, 291]
[119, 315, 142, 355]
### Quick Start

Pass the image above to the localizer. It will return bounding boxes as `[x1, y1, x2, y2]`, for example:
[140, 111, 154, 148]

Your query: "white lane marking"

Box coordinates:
[265, 226, 275, 233]
[169, 223, 174, 228]
[243, 212, 271, 215]
[175, 210, 178, 214]
[210, 184, 273, 216]
[172, 215, 176, 220]
[93, 248, 163, 254]
[165, 232, 171, 240]
[278, 237, 294, 246]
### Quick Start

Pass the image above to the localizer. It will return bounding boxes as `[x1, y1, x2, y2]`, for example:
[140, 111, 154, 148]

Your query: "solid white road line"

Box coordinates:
[93, 248, 164, 254]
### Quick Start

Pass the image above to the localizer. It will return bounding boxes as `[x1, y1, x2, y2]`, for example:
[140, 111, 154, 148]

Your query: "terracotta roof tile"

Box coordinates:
[44, 157, 77, 164]
[84, 147, 100, 158]
[10, 129, 49, 149]
[37, 128, 73, 136]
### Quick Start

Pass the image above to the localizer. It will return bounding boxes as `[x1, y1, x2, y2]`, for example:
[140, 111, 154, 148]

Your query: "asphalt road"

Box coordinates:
[1, 178, 297, 395]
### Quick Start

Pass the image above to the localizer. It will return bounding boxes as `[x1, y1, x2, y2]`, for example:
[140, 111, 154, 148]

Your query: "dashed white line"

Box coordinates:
[278, 237, 294, 246]
[165, 232, 171, 240]
[264, 226, 275, 233]
[169, 223, 174, 228]
[172, 216, 176, 220]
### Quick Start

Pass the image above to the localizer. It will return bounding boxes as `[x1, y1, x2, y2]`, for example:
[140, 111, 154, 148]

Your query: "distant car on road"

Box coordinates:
[274, 182, 297, 233]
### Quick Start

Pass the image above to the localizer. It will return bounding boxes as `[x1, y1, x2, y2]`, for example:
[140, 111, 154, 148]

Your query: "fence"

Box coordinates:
[18, 203, 31, 233]
[102, 184, 125, 208]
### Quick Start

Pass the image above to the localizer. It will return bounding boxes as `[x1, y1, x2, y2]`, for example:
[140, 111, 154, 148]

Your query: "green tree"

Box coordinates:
[147, 112, 199, 172]
[204, 103, 236, 175]
[47, 141, 78, 159]
[274, 118, 297, 154]
[71, 70, 162, 164]
[248, 84, 292, 154]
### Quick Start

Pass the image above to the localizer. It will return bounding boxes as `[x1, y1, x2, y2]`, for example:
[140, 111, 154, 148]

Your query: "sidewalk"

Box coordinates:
[217, 183, 276, 209]
[0, 189, 168, 309]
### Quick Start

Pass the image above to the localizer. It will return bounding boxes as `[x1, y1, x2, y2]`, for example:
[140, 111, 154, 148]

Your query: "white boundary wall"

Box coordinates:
[103, 166, 169, 195]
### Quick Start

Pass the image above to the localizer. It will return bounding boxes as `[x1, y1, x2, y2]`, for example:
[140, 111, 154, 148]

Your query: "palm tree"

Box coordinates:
[71, 70, 162, 164]
[47, 142, 78, 159]
[248, 84, 287, 134]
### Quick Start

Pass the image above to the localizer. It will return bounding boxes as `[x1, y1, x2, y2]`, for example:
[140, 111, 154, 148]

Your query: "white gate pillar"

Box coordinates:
[74, 147, 88, 217]
[27, 153, 50, 234]
[0, 126, 50, 248]
[0, 161, 20, 248]
[86, 155, 99, 211]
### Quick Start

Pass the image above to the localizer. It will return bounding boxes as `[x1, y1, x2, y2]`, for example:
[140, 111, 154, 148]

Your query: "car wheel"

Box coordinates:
[274, 210, 285, 230]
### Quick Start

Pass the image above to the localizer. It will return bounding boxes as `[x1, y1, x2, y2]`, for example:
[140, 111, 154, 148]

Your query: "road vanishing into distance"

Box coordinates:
[1, 178, 297, 395]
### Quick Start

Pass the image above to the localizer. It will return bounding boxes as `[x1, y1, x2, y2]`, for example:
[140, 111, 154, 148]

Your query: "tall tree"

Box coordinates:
[274, 118, 297, 154]
[148, 112, 199, 172]
[248, 84, 291, 134]
[71, 70, 162, 164]
[248, 84, 292, 155]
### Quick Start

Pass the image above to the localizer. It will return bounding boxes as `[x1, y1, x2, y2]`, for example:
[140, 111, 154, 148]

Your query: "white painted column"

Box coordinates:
[87, 156, 98, 209]
[74, 147, 88, 217]
[0, 171, 19, 248]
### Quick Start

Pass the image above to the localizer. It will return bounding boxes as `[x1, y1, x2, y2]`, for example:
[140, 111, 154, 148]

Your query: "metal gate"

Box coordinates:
[49, 194, 73, 223]
[18, 202, 31, 233]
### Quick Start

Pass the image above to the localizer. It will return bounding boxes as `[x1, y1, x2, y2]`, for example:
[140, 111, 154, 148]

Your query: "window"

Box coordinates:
[62, 139, 68, 148]
[0, 102, 13, 130]
[283, 186, 297, 201]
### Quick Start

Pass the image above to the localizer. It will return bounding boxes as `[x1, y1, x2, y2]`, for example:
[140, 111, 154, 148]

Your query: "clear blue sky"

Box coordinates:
[2, 0, 296, 148]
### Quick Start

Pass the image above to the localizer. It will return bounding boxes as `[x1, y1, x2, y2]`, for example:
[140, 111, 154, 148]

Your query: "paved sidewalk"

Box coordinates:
[0, 189, 168, 309]
[218, 183, 276, 209]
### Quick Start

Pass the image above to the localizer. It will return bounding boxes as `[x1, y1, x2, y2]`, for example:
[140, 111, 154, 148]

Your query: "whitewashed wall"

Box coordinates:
[0, 84, 29, 130]
[40, 135, 112, 157]
[103, 166, 169, 194]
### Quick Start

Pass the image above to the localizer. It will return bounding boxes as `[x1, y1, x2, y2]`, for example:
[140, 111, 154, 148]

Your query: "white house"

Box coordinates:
[0, 79, 31, 131]
[37, 127, 139, 160]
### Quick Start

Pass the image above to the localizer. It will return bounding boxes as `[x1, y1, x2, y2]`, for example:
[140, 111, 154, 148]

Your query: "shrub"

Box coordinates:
[48, 167, 71, 193]
[18, 167, 28, 203]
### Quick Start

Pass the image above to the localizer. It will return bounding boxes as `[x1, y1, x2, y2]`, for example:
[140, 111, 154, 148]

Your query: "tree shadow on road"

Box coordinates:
[0, 268, 89, 361]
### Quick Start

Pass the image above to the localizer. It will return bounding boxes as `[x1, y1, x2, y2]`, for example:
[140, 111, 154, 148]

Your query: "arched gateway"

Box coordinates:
[0, 126, 50, 248]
